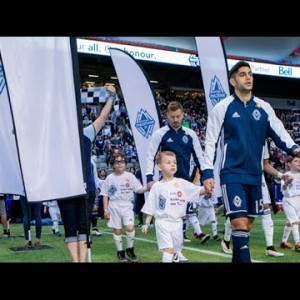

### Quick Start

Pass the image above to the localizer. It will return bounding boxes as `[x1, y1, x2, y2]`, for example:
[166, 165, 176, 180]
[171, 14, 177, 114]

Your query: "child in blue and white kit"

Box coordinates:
[142, 150, 208, 263]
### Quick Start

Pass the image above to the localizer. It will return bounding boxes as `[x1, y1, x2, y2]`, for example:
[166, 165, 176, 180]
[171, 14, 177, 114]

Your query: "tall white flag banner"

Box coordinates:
[0, 58, 24, 195]
[195, 37, 230, 198]
[109, 48, 160, 186]
[0, 37, 86, 202]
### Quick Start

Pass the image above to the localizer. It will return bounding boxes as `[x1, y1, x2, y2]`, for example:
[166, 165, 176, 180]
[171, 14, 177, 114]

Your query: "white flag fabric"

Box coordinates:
[0, 37, 86, 202]
[195, 37, 230, 198]
[0, 58, 24, 195]
[109, 48, 160, 186]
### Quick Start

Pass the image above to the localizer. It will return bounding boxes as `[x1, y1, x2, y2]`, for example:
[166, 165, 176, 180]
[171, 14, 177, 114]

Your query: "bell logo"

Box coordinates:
[279, 66, 292, 76]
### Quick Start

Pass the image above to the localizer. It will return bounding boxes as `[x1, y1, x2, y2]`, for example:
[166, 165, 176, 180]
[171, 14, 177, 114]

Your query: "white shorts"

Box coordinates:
[283, 196, 300, 224]
[155, 218, 183, 252]
[198, 206, 216, 226]
[108, 202, 134, 229]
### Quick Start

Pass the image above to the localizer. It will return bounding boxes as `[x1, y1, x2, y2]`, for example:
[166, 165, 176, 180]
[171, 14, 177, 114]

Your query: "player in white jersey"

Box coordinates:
[142, 151, 207, 263]
[43, 200, 62, 236]
[101, 153, 147, 262]
[197, 195, 220, 241]
[280, 155, 300, 252]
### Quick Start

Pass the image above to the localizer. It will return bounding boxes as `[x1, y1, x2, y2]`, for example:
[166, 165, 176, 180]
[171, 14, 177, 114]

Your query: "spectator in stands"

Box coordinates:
[58, 85, 116, 262]
[19, 195, 42, 248]
[202, 60, 300, 263]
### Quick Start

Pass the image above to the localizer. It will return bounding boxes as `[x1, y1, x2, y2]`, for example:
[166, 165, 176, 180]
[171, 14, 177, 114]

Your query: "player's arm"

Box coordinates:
[142, 215, 153, 234]
[263, 158, 293, 184]
[103, 196, 110, 219]
[93, 85, 116, 135]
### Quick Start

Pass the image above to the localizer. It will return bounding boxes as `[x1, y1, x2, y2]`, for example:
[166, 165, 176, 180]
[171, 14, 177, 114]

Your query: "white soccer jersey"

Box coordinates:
[142, 178, 204, 221]
[281, 172, 300, 198]
[101, 171, 143, 229]
[281, 171, 300, 224]
[100, 171, 143, 203]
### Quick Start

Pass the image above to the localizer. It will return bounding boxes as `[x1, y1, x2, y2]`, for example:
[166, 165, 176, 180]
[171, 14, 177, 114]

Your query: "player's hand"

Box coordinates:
[293, 147, 300, 157]
[204, 178, 214, 194]
[142, 224, 149, 234]
[282, 174, 293, 184]
[105, 85, 116, 95]
[147, 181, 155, 191]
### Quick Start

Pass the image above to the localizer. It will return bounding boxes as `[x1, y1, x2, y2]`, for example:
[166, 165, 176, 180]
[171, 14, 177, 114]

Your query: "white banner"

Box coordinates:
[195, 37, 230, 199]
[0, 58, 24, 195]
[109, 48, 160, 187]
[0, 37, 86, 202]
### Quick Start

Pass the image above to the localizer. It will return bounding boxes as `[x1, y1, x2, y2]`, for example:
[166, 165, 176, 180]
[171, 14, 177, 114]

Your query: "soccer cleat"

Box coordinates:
[92, 228, 103, 236]
[55, 231, 62, 237]
[280, 242, 293, 249]
[194, 232, 210, 244]
[126, 247, 138, 262]
[295, 242, 300, 252]
[221, 239, 232, 254]
[135, 223, 143, 227]
[177, 251, 188, 262]
[173, 251, 188, 262]
[183, 233, 191, 243]
[117, 250, 127, 262]
[3, 230, 10, 238]
[213, 235, 221, 241]
[266, 246, 284, 257]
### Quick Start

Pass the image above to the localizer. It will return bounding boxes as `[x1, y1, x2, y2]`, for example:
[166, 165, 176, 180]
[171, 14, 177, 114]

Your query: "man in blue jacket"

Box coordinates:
[202, 61, 300, 263]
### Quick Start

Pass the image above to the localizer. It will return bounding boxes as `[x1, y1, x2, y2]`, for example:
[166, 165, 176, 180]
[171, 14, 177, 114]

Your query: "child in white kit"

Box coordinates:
[142, 150, 207, 263]
[101, 153, 147, 262]
[281, 155, 300, 252]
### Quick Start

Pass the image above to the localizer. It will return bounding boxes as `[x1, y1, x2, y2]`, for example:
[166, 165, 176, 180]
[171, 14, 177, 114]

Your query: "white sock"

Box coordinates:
[262, 209, 274, 247]
[189, 214, 202, 235]
[292, 224, 300, 244]
[282, 225, 292, 243]
[224, 218, 232, 242]
[53, 220, 59, 232]
[162, 252, 173, 263]
[211, 222, 217, 237]
[113, 233, 123, 251]
[126, 230, 135, 249]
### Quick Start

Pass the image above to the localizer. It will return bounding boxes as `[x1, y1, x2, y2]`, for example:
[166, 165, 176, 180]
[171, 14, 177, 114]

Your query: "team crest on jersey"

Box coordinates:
[173, 182, 179, 188]
[158, 195, 166, 210]
[108, 185, 117, 196]
[209, 75, 227, 106]
[233, 195, 242, 207]
[252, 109, 261, 121]
[182, 136, 188, 144]
[0, 63, 6, 95]
[135, 109, 155, 139]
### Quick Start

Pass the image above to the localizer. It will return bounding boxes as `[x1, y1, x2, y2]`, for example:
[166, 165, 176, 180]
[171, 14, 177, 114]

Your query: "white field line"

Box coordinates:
[100, 231, 264, 263]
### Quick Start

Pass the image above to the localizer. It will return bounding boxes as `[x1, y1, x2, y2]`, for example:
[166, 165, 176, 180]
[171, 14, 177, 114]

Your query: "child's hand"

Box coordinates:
[142, 224, 149, 234]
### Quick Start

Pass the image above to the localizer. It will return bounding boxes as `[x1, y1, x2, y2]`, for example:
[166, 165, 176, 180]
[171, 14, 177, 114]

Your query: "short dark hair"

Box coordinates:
[229, 61, 251, 78]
